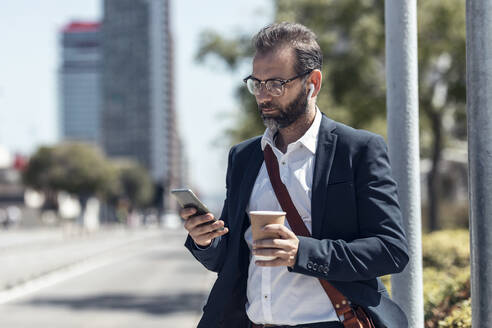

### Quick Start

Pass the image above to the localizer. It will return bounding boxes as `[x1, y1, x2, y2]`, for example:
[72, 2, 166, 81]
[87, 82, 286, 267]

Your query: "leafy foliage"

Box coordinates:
[109, 160, 154, 209]
[195, 30, 253, 70]
[382, 230, 470, 327]
[418, 0, 467, 143]
[23, 143, 154, 210]
[422, 230, 470, 270]
[22, 146, 58, 192]
[422, 230, 470, 327]
[23, 143, 113, 197]
[424, 267, 470, 327]
[438, 299, 471, 328]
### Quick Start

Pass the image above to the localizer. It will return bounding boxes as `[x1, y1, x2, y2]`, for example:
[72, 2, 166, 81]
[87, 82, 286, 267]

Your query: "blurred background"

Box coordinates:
[0, 0, 469, 327]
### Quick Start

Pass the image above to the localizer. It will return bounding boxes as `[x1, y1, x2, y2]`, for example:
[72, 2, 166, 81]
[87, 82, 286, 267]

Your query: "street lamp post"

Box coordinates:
[385, 1, 424, 327]
[466, 1, 492, 326]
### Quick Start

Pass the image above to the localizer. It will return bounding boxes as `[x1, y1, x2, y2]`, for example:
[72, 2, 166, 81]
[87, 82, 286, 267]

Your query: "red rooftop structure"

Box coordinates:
[62, 22, 101, 33]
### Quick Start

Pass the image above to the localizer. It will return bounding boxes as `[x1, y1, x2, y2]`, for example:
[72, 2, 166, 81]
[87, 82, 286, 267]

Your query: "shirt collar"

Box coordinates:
[261, 107, 322, 155]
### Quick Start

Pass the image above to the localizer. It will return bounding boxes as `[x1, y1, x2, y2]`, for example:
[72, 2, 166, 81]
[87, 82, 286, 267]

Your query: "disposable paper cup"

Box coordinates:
[249, 210, 286, 261]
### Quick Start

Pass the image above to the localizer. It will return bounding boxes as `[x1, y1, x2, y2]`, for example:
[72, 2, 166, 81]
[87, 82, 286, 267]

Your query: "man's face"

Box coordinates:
[252, 47, 308, 130]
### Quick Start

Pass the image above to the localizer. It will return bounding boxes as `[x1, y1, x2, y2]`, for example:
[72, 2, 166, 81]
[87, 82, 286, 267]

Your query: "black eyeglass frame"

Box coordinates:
[242, 70, 313, 96]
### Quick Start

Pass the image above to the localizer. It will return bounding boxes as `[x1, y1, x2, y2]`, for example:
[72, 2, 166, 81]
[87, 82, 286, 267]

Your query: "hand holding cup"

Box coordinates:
[249, 211, 299, 267]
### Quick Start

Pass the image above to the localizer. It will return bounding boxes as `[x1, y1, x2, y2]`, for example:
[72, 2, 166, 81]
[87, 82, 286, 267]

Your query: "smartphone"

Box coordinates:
[170, 188, 224, 231]
[171, 188, 210, 216]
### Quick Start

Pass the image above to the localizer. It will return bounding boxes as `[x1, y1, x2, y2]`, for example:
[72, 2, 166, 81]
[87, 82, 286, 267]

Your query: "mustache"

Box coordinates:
[259, 102, 279, 111]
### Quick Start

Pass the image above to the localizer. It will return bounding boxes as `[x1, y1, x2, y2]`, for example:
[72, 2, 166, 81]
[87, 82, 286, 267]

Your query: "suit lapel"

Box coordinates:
[311, 115, 338, 239]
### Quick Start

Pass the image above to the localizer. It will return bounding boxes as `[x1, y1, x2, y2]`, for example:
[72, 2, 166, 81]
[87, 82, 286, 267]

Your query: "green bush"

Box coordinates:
[422, 229, 470, 270]
[424, 268, 470, 326]
[382, 230, 471, 327]
[421, 229, 470, 328]
[438, 299, 471, 328]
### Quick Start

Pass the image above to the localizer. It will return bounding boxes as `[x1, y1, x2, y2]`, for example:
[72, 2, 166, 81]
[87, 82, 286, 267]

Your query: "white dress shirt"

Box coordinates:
[245, 108, 339, 325]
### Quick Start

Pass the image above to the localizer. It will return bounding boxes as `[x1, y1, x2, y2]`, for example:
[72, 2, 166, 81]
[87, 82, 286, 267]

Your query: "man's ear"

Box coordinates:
[308, 69, 322, 97]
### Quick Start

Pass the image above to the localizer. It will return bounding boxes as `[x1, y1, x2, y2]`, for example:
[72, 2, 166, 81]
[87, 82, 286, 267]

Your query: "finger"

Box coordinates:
[262, 224, 295, 236]
[184, 214, 215, 231]
[262, 224, 295, 238]
[255, 257, 287, 267]
[253, 238, 291, 250]
[194, 219, 224, 236]
[253, 248, 289, 259]
[180, 207, 197, 219]
[184, 215, 210, 231]
[195, 227, 229, 245]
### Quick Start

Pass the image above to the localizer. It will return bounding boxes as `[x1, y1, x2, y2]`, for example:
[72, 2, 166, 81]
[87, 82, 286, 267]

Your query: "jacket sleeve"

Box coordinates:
[289, 135, 409, 281]
[183, 147, 235, 273]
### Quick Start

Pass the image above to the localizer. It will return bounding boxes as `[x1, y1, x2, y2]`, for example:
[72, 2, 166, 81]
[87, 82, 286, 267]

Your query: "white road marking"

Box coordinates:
[0, 242, 161, 305]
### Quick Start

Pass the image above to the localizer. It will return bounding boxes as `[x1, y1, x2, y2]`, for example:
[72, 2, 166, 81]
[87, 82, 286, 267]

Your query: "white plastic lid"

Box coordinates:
[248, 210, 286, 215]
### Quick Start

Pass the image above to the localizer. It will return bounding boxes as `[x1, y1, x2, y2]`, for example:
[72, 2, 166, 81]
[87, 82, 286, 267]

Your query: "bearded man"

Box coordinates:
[181, 22, 409, 328]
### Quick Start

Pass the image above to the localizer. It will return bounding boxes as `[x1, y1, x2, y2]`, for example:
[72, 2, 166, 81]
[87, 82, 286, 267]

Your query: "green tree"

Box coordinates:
[50, 143, 115, 199]
[196, 0, 466, 231]
[23, 142, 117, 221]
[22, 146, 59, 210]
[24, 143, 155, 223]
[109, 160, 154, 210]
[417, 0, 466, 231]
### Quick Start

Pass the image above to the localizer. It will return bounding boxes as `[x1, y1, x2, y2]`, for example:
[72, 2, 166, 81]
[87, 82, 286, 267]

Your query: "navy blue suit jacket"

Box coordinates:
[185, 114, 409, 328]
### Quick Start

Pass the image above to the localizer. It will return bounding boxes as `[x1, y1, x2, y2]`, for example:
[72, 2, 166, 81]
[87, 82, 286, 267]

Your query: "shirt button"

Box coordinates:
[264, 295, 268, 299]
[281, 161, 286, 165]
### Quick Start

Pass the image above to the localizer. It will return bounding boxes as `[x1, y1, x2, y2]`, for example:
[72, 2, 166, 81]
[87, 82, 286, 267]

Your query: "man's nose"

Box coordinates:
[255, 86, 272, 103]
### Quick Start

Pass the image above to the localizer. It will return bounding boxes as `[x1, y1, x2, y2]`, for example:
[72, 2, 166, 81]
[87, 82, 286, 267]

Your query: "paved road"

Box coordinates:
[0, 227, 165, 291]
[0, 228, 215, 328]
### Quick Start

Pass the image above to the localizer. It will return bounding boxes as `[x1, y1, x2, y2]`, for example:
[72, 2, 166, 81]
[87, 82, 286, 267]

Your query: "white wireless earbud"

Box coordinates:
[307, 83, 315, 99]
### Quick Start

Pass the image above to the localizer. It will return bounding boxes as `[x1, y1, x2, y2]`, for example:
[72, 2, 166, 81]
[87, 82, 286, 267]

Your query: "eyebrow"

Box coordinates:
[250, 74, 288, 81]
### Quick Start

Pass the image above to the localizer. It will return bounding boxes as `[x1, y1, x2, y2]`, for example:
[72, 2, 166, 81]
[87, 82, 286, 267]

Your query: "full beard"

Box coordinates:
[259, 88, 308, 131]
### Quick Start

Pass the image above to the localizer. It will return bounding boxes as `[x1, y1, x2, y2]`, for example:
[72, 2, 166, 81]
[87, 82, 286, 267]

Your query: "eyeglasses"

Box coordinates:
[243, 70, 312, 97]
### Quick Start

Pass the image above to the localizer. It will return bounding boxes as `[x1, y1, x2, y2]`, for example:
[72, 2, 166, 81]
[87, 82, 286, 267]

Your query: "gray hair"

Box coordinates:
[252, 22, 323, 74]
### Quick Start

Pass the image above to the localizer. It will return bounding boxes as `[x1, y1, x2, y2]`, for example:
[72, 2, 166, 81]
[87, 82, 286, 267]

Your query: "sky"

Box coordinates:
[0, 1, 273, 209]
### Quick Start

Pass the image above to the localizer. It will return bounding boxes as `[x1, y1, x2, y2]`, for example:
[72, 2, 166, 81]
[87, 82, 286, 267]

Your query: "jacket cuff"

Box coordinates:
[287, 236, 331, 278]
[185, 234, 221, 259]
[194, 239, 214, 250]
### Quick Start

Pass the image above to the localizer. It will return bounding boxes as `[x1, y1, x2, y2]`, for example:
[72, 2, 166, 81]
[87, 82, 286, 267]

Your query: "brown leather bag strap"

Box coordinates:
[263, 145, 360, 328]
[263, 145, 310, 237]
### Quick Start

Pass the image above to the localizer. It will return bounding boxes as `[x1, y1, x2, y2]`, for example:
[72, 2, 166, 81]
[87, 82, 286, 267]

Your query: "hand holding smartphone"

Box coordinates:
[170, 188, 224, 231]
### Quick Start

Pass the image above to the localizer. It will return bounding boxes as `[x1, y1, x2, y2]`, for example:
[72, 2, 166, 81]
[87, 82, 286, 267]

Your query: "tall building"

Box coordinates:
[102, 0, 184, 210]
[59, 22, 102, 145]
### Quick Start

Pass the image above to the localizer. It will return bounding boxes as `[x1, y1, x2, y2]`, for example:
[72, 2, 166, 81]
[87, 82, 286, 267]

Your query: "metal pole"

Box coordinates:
[385, 1, 424, 327]
[466, 1, 492, 326]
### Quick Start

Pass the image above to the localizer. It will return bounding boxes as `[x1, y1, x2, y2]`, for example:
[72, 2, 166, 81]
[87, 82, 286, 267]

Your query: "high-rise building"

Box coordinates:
[102, 0, 184, 210]
[59, 22, 102, 145]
